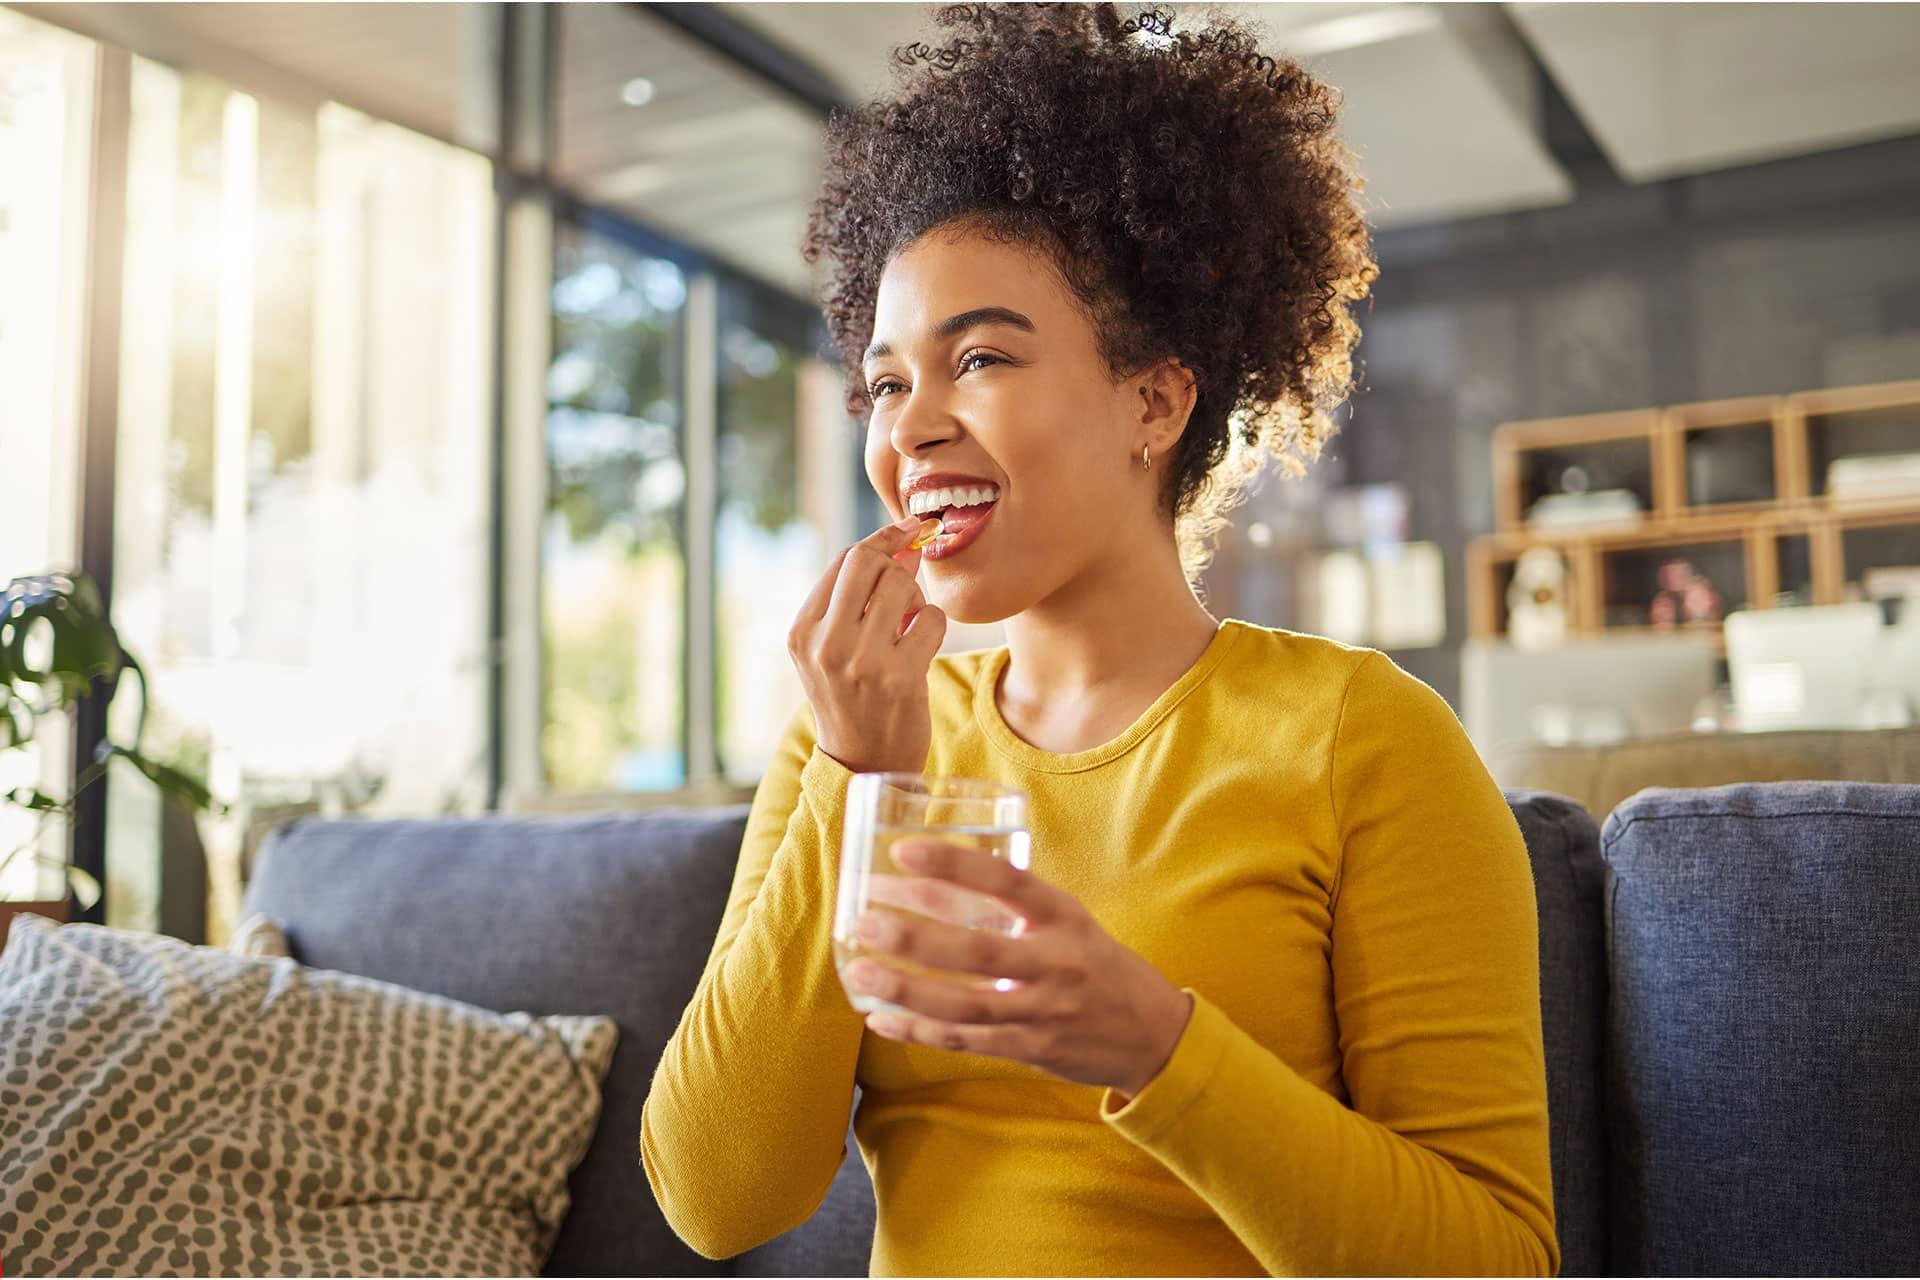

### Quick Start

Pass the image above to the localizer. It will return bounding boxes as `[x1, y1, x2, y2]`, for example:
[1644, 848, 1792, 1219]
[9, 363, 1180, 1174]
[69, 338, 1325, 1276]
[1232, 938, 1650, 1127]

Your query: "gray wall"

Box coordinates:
[1345, 132, 1920, 705]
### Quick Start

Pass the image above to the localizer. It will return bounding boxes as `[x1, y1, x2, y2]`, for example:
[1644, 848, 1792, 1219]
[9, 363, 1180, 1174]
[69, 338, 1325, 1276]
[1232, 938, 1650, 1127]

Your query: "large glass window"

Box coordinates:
[543, 220, 688, 791]
[0, 11, 92, 903]
[9, 3, 873, 931]
[107, 58, 494, 941]
[713, 280, 836, 784]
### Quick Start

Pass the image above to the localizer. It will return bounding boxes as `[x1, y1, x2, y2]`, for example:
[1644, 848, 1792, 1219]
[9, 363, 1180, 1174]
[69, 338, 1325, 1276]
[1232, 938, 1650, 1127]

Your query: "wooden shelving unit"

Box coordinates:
[1470, 378, 1920, 654]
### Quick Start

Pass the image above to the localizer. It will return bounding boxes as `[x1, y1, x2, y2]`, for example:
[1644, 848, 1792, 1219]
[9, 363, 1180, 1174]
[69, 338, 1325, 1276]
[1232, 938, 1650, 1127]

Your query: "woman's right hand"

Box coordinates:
[787, 517, 949, 776]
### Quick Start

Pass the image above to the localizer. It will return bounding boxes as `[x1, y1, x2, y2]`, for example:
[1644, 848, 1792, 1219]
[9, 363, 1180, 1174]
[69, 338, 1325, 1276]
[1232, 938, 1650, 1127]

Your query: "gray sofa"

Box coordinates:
[243, 780, 1920, 1277]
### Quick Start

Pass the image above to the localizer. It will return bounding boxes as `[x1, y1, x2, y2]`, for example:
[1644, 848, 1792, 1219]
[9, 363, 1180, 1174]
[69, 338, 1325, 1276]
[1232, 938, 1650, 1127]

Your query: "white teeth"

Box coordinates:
[908, 484, 998, 516]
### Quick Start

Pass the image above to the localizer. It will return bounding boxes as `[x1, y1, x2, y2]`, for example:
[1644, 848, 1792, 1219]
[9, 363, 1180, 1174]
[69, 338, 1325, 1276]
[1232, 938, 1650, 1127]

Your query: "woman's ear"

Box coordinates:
[1135, 357, 1198, 454]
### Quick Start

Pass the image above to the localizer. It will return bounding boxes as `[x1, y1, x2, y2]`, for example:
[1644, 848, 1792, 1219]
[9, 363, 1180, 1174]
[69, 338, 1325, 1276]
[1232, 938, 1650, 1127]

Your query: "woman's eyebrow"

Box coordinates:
[862, 306, 1036, 366]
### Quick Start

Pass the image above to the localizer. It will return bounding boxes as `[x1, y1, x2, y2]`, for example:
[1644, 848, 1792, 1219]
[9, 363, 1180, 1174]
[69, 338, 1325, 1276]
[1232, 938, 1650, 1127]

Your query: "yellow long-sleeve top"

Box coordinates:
[641, 619, 1560, 1276]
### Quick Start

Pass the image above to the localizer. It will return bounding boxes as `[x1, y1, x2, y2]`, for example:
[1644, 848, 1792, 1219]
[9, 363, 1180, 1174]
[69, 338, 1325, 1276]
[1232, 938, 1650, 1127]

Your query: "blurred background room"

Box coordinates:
[4, 1, 1918, 947]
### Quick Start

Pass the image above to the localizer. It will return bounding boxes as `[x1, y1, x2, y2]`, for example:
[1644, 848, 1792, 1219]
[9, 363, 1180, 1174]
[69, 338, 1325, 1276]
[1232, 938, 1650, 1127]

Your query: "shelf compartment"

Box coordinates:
[1597, 535, 1748, 632]
[1663, 395, 1789, 514]
[1467, 538, 1598, 639]
[1467, 542, 1521, 639]
[1837, 511, 1920, 603]
[1493, 409, 1661, 532]
[1770, 530, 1815, 607]
[1787, 379, 1920, 503]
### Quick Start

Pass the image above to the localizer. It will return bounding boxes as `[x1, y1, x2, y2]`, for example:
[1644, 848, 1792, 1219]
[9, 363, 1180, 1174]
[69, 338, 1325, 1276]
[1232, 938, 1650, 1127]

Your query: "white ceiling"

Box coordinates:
[550, 5, 826, 295]
[1509, 2, 1920, 183]
[9, 2, 1920, 300]
[12, 2, 500, 151]
[1261, 4, 1574, 226]
[729, 1, 1575, 228]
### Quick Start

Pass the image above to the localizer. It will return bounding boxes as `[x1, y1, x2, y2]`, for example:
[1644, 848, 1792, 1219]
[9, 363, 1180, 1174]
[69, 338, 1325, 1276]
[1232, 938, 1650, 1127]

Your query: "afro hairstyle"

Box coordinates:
[802, 3, 1380, 582]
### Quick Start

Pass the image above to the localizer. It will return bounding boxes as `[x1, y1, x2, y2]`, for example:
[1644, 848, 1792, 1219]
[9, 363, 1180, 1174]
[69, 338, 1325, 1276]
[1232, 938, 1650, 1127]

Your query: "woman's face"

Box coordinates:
[862, 227, 1161, 625]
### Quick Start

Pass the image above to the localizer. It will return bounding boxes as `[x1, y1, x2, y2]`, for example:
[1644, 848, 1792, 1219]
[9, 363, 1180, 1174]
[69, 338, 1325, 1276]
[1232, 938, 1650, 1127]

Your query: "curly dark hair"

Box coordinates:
[801, 2, 1379, 582]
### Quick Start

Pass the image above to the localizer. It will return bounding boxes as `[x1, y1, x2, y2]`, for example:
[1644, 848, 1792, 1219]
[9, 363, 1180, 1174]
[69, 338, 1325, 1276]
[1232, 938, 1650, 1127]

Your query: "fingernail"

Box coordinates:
[893, 515, 920, 531]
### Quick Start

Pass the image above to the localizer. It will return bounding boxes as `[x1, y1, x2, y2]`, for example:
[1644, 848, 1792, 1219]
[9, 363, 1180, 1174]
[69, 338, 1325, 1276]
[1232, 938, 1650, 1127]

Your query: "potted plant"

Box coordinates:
[1, 571, 223, 950]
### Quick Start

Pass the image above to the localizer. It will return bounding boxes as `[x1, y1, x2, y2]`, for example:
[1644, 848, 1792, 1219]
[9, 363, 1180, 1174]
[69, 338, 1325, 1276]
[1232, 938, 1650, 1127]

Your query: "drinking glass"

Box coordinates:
[833, 772, 1031, 1016]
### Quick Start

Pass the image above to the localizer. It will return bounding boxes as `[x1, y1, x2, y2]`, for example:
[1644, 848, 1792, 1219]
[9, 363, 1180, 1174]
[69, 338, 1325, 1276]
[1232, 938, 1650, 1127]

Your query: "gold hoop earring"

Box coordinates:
[1141, 445, 1152, 472]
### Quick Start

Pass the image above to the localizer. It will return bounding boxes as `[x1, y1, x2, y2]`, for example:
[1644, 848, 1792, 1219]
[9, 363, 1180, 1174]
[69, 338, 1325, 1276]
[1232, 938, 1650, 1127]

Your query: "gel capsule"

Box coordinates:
[909, 517, 944, 550]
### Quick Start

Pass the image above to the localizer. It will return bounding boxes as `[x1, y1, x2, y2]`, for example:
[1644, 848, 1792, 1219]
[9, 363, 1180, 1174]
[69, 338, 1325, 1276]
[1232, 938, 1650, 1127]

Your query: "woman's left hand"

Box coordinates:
[844, 838, 1195, 1100]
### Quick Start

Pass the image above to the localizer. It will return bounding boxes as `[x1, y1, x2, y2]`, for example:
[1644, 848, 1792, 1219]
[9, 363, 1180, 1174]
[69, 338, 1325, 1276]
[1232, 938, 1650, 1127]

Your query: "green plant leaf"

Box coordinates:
[4, 787, 64, 812]
[0, 852, 101, 909]
[3, 576, 216, 831]
[64, 861, 102, 910]
[0, 695, 31, 749]
[5, 851, 103, 909]
[1, 572, 125, 723]
[104, 744, 225, 815]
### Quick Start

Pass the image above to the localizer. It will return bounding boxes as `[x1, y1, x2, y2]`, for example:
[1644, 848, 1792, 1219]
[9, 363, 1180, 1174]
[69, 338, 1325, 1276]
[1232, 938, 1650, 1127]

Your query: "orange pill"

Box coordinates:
[909, 517, 944, 550]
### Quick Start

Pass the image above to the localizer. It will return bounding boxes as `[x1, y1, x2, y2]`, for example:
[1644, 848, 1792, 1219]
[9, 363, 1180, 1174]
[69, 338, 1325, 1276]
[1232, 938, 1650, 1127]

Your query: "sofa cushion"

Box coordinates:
[1599, 781, 1920, 1274]
[0, 914, 615, 1276]
[241, 809, 751, 1277]
[1506, 789, 1609, 1279]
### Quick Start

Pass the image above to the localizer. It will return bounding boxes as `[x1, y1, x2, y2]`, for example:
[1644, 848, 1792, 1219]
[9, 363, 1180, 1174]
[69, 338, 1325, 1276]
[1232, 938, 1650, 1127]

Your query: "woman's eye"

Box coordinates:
[868, 352, 1004, 402]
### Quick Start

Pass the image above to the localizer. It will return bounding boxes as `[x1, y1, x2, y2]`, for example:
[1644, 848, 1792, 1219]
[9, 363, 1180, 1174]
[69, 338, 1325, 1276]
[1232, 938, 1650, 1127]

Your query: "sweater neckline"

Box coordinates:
[971, 619, 1244, 774]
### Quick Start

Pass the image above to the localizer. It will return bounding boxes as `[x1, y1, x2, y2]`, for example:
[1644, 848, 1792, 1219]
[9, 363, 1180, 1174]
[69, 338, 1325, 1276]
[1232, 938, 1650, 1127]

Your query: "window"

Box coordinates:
[543, 220, 688, 791]
[714, 280, 832, 784]
[0, 11, 92, 903]
[7, 3, 871, 937]
[107, 58, 494, 938]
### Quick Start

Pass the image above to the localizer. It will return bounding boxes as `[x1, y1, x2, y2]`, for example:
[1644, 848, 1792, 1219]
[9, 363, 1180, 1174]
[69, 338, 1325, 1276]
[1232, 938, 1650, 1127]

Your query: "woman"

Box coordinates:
[642, 5, 1559, 1275]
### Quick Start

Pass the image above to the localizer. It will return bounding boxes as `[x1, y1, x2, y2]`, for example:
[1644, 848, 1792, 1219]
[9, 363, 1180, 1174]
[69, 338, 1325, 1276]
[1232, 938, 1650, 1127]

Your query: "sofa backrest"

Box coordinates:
[1487, 726, 1920, 823]
[242, 808, 774, 1277]
[1508, 789, 1610, 1278]
[1598, 781, 1920, 1274]
[243, 793, 1617, 1278]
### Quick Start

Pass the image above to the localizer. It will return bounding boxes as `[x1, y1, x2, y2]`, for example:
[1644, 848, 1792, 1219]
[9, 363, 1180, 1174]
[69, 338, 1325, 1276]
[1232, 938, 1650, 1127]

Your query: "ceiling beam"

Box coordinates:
[632, 2, 847, 119]
[1492, 3, 1623, 193]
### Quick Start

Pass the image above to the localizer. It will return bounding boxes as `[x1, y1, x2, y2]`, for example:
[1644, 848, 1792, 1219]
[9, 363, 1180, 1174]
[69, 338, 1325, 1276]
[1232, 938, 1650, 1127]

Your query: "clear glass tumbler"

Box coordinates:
[833, 772, 1032, 1016]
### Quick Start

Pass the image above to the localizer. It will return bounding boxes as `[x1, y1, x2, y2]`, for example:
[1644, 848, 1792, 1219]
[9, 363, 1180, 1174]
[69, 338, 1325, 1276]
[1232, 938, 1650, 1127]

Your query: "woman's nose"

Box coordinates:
[887, 387, 961, 457]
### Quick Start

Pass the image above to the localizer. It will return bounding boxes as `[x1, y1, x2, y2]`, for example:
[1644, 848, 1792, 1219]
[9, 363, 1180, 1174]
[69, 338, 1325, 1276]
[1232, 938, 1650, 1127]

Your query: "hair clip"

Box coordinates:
[1118, 9, 1175, 40]
[898, 38, 974, 72]
[1118, 7, 1294, 94]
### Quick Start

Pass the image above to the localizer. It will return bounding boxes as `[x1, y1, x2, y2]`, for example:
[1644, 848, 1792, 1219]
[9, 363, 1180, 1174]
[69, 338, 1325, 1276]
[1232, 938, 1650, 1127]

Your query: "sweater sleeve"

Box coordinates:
[640, 701, 867, 1259]
[1099, 651, 1561, 1277]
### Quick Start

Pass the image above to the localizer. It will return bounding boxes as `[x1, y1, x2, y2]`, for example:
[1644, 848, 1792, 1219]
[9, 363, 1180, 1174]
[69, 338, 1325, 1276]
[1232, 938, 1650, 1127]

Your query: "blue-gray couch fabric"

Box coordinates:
[243, 783, 1918, 1276]
[246, 812, 759, 1277]
[1598, 781, 1919, 1276]
[1511, 789, 1609, 1278]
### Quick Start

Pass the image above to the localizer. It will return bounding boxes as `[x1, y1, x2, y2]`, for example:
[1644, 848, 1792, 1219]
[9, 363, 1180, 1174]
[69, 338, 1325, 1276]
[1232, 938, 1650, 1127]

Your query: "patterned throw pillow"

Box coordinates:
[227, 914, 292, 960]
[0, 914, 617, 1277]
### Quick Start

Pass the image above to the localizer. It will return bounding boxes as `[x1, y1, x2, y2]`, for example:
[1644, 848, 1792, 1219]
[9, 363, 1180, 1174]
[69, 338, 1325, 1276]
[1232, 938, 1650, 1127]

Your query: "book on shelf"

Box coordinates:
[1828, 452, 1920, 501]
[1526, 489, 1643, 529]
